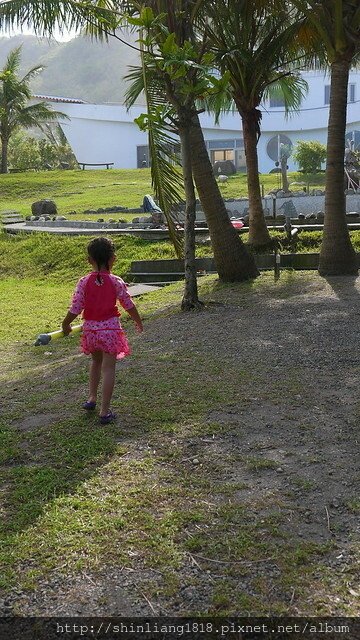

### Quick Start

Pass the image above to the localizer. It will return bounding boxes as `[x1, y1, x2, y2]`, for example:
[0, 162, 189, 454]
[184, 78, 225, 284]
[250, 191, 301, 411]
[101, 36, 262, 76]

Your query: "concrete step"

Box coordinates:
[1, 216, 24, 224]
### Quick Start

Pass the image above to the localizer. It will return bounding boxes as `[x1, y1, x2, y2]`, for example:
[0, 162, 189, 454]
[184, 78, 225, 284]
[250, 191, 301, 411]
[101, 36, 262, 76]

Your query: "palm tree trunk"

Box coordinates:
[189, 112, 259, 282]
[318, 59, 358, 276]
[242, 111, 272, 247]
[1, 136, 9, 174]
[179, 125, 203, 310]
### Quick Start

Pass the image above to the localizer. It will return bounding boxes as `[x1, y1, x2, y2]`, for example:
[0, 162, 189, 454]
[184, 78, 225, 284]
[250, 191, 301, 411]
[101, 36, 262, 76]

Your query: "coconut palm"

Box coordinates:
[0, 45, 67, 173]
[205, 0, 308, 247]
[0, 0, 259, 283]
[294, 0, 360, 275]
[126, 2, 259, 284]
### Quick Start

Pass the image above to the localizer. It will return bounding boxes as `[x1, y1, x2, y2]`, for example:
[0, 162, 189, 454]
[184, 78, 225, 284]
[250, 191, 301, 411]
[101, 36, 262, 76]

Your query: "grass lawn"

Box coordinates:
[0, 251, 359, 615]
[0, 168, 325, 221]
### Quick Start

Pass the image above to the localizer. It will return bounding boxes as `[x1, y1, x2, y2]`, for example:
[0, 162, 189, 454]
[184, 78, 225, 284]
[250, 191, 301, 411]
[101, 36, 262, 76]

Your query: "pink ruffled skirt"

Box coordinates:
[81, 317, 131, 360]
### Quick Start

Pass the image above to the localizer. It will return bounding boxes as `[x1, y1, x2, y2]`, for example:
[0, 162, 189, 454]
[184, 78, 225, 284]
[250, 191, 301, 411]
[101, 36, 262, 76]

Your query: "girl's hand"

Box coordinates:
[62, 323, 72, 336]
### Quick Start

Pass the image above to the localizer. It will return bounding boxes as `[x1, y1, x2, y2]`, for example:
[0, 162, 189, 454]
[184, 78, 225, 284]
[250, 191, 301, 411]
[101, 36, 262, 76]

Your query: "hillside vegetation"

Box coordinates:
[0, 32, 142, 104]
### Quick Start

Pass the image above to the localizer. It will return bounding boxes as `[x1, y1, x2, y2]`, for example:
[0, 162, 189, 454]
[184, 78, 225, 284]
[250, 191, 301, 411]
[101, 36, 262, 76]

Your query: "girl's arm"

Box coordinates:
[62, 311, 78, 336]
[115, 277, 143, 333]
[126, 305, 143, 333]
[62, 276, 86, 335]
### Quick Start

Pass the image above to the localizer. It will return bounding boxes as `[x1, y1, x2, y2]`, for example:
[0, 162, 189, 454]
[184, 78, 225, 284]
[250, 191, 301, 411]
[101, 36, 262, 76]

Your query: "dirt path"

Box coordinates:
[1, 272, 359, 617]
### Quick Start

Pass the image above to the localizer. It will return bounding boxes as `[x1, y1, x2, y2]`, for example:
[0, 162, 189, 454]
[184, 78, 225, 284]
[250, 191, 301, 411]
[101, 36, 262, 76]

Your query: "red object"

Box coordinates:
[83, 272, 120, 321]
[231, 220, 244, 229]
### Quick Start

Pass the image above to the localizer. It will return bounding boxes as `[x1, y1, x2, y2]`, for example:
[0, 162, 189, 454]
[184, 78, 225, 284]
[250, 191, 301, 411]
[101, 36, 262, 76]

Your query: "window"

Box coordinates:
[212, 149, 234, 162]
[208, 139, 240, 150]
[325, 83, 356, 105]
[324, 85, 331, 105]
[269, 96, 285, 108]
[346, 130, 360, 150]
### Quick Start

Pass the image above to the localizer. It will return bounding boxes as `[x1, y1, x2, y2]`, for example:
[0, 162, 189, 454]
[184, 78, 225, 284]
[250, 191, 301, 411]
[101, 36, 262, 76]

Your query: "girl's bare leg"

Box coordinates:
[100, 352, 117, 416]
[89, 351, 103, 403]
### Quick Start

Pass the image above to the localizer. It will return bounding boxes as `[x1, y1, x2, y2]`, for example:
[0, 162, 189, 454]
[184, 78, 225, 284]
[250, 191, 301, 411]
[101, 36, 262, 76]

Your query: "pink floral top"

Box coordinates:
[70, 272, 134, 332]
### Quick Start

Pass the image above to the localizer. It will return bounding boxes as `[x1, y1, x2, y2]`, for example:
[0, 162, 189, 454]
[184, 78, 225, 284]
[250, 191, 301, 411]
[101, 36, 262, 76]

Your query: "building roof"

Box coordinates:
[33, 94, 86, 104]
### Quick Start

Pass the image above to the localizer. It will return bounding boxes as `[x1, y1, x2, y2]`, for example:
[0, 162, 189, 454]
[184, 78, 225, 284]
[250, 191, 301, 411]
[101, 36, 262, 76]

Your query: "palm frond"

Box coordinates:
[124, 64, 146, 108]
[137, 39, 183, 257]
[0, 0, 120, 38]
[9, 101, 68, 131]
[263, 74, 308, 117]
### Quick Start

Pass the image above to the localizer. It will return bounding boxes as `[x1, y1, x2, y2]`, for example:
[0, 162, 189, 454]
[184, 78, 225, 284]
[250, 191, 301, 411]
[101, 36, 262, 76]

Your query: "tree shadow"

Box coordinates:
[323, 274, 360, 302]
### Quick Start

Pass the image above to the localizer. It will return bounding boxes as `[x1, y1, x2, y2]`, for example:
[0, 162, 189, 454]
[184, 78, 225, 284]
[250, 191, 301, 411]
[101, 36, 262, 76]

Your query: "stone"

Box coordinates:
[31, 199, 57, 216]
[55, 216, 67, 221]
[218, 174, 229, 183]
[137, 216, 153, 224]
[213, 159, 236, 176]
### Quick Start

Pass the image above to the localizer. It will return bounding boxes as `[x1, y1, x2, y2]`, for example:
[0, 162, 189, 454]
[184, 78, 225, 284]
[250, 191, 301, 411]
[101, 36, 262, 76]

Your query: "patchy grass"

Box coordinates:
[0, 270, 359, 616]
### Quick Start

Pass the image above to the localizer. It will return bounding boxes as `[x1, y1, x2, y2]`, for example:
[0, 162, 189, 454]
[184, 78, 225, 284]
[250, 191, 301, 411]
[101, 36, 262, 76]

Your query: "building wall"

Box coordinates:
[56, 70, 360, 173]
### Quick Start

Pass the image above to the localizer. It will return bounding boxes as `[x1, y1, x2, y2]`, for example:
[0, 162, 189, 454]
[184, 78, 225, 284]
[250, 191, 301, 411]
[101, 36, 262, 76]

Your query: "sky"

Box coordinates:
[0, 25, 77, 41]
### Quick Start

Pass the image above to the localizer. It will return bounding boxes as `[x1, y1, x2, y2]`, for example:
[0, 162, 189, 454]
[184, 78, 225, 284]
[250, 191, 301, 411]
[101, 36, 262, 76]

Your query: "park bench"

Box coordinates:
[78, 162, 114, 170]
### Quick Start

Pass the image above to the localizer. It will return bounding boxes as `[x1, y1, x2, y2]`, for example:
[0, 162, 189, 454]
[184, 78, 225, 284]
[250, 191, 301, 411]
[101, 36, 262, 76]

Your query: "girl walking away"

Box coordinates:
[62, 237, 143, 424]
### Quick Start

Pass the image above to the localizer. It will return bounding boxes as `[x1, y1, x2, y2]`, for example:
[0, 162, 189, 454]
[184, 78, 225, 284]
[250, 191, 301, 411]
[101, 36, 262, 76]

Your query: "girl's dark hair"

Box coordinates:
[87, 237, 115, 271]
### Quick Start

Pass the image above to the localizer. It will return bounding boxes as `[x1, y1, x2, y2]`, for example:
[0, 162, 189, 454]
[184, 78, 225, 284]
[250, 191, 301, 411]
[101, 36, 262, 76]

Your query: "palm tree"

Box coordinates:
[205, 0, 307, 247]
[295, 0, 360, 275]
[0, 0, 259, 282]
[125, 1, 259, 283]
[0, 46, 67, 173]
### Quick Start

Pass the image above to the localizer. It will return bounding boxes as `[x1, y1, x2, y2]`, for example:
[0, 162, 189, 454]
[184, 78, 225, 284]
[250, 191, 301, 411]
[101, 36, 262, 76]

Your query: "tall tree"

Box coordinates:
[205, 0, 307, 247]
[0, 0, 259, 283]
[134, 0, 259, 281]
[0, 45, 67, 173]
[0, 0, 258, 281]
[295, 0, 360, 275]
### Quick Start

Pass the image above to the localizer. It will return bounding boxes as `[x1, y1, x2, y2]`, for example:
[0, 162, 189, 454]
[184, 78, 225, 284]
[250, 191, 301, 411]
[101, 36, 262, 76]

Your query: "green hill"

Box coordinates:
[0, 31, 143, 104]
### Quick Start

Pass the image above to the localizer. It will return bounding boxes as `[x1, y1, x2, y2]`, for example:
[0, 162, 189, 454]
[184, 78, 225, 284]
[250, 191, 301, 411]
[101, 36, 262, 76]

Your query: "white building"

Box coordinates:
[38, 70, 360, 174]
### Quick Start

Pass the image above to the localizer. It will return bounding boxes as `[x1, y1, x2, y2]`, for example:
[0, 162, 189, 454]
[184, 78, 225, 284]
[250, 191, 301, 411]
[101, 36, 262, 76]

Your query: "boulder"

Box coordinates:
[213, 160, 236, 176]
[31, 200, 57, 217]
[132, 216, 152, 224]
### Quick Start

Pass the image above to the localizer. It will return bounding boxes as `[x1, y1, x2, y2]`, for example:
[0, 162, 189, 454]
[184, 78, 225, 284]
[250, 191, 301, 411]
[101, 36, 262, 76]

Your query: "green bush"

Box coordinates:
[293, 140, 327, 174]
[5, 129, 77, 171]
[8, 132, 42, 171]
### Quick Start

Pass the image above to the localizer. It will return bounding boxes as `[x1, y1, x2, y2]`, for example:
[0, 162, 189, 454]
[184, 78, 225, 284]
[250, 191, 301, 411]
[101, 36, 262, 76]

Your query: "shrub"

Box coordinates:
[293, 140, 327, 173]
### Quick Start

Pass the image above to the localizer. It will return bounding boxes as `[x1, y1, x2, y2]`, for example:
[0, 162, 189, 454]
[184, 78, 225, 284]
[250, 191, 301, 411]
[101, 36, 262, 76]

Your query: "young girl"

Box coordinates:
[62, 237, 143, 424]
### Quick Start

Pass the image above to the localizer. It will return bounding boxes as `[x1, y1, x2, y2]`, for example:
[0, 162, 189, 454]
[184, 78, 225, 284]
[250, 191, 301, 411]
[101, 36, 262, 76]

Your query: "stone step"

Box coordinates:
[1, 215, 23, 224]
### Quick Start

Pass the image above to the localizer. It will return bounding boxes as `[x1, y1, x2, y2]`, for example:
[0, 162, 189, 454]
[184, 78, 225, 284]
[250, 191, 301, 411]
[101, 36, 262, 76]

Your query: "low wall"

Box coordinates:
[191, 193, 360, 220]
[130, 253, 360, 275]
